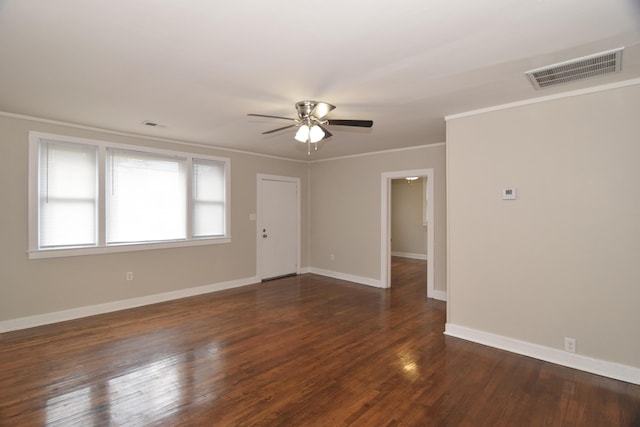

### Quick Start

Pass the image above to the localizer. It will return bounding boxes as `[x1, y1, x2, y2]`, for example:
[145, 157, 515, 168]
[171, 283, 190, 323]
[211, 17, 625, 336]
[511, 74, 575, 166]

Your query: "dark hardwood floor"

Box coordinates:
[1, 257, 639, 426]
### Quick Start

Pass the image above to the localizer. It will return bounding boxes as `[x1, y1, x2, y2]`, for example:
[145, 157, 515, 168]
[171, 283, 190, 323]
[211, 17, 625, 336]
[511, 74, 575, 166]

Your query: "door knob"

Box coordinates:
[263, 233, 268, 238]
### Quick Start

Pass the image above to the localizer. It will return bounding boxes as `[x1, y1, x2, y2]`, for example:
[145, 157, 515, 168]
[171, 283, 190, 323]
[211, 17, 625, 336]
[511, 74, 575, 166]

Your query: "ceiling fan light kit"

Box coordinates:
[295, 124, 325, 143]
[248, 100, 373, 155]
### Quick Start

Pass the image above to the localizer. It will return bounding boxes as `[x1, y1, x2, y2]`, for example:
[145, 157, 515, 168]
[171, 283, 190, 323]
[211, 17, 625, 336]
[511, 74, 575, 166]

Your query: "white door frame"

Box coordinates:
[380, 169, 435, 297]
[256, 174, 301, 280]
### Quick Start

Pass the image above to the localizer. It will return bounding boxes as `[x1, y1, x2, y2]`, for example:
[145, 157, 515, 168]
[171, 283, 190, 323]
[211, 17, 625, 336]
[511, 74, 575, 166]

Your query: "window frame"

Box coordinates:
[28, 131, 231, 259]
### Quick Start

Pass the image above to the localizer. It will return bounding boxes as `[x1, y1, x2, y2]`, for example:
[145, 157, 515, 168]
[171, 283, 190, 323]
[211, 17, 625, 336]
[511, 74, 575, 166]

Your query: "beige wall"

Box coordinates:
[446, 83, 640, 368]
[0, 114, 446, 325]
[309, 145, 446, 291]
[391, 178, 427, 256]
[0, 115, 309, 321]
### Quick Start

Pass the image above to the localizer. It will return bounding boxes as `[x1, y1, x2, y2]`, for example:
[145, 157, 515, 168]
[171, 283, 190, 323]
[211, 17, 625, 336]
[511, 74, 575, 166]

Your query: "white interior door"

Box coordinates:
[258, 176, 299, 280]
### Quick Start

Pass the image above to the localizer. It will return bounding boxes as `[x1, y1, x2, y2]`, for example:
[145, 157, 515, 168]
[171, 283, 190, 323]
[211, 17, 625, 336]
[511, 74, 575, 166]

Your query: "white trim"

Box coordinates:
[309, 268, 384, 288]
[256, 174, 302, 280]
[381, 169, 435, 298]
[445, 135, 453, 324]
[2, 111, 308, 163]
[1, 110, 445, 163]
[28, 237, 232, 259]
[0, 276, 259, 335]
[431, 290, 447, 302]
[391, 251, 427, 260]
[444, 324, 640, 386]
[445, 78, 640, 121]
[311, 142, 446, 163]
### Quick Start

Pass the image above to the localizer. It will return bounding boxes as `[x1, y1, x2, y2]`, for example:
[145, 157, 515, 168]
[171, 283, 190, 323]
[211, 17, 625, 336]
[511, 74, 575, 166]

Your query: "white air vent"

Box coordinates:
[525, 47, 623, 90]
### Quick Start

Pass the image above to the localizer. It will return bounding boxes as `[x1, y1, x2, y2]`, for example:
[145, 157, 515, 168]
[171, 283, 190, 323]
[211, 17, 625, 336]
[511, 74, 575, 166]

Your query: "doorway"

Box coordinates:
[381, 169, 434, 297]
[257, 174, 300, 280]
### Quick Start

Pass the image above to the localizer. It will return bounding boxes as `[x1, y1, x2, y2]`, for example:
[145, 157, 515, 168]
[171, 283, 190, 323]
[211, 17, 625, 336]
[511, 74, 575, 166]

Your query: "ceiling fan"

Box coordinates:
[248, 100, 373, 155]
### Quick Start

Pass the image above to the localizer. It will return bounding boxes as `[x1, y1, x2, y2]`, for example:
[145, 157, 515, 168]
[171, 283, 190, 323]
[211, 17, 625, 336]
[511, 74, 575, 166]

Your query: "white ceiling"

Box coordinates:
[1, 0, 639, 160]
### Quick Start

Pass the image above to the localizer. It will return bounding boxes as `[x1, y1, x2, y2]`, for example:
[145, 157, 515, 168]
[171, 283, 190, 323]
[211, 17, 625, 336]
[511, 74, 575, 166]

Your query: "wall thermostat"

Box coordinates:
[502, 188, 517, 200]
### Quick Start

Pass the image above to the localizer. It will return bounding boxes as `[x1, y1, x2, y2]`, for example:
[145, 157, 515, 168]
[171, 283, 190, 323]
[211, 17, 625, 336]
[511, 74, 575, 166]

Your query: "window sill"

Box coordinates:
[27, 237, 231, 259]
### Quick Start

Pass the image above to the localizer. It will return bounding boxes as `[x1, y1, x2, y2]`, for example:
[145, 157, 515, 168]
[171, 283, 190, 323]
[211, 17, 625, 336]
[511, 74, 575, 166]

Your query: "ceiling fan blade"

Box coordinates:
[311, 102, 336, 119]
[318, 125, 332, 140]
[326, 119, 373, 128]
[262, 124, 297, 134]
[247, 113, 296, 121]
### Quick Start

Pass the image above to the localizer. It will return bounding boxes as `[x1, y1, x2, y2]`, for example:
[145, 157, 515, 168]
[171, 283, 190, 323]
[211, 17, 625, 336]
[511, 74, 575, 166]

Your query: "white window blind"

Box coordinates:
[29, 131, 230, 258]
[193, 158, 226, 237]
[106, 149, 187, 244]
[38, 140, 97, 248]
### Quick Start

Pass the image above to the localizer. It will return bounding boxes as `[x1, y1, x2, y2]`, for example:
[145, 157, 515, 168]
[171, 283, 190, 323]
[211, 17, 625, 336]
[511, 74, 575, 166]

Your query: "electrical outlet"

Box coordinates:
[126, 272, 133, 281]
[330, 253, 335, 261]
[564, 337, 576, 353]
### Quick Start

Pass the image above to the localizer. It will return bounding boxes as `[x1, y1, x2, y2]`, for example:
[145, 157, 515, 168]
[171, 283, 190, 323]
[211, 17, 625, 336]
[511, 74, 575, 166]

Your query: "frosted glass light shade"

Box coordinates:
[309, 125, 325, 143]
[294, 125, 310, 142]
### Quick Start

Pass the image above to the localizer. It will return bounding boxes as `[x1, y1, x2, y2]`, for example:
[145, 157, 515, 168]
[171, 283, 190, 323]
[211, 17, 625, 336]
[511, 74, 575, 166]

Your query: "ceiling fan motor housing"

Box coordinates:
[296, 100, 335, 120]
[295, 100, 315, 118]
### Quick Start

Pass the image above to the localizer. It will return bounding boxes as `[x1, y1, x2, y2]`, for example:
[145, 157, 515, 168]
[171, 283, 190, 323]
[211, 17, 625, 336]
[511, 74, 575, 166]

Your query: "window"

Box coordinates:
[29, 132, 230, 258]
[38, 140, 98, 248]
[192, 158, 226, 237]
[106, 149, 187, 244]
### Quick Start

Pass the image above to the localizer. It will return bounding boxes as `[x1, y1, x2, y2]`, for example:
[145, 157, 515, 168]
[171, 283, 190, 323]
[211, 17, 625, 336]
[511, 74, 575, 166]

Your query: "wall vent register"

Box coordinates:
[525, 47, 623, 89]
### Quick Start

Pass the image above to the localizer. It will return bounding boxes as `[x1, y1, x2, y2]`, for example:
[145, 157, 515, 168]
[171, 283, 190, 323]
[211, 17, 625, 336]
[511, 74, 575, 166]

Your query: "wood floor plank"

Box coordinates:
[1, 258, 639, 426]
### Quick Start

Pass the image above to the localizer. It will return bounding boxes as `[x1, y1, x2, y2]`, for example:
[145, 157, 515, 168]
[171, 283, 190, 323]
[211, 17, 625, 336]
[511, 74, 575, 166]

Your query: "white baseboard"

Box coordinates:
[0, 269, 378, 334]
[0, 269, 434, 335]
[309, 267, 385, 288]
[309, 268, 446, 299]
[430, 289, 447, 301]
[391, 251, 427, 260]
[444, 323, 640, 386]
[0, 276, 259, 335]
